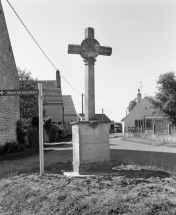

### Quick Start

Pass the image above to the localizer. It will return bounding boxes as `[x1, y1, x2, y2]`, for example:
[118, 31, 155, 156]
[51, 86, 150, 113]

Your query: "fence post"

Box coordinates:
[153, 125, 156, 135]
[168, 124, 171, 135]
[127, 126, 129, 137]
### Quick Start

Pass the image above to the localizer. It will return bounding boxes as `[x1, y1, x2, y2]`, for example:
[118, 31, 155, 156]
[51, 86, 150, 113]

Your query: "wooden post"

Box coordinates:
[127, 126, 129, 137]
[153, 125, 156, 135]
[168, 124, 171, 135]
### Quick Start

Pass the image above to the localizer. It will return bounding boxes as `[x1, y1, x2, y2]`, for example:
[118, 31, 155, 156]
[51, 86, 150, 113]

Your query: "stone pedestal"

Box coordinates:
[71, 121, 111, 175]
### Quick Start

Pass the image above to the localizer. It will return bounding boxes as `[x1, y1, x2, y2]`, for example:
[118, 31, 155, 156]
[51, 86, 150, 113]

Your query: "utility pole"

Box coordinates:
[82, 93, 84, 120]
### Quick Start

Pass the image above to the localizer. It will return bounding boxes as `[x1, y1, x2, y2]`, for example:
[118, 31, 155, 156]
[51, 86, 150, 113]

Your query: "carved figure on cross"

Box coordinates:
[68, 27, 112, 121]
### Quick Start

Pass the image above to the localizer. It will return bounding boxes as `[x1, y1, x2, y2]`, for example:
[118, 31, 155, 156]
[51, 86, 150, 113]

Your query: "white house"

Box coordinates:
[63, 95, 77, 135]
[121, 90, 170, 135]
[40, 71, 77, 134]
[42, 80, 63, 125]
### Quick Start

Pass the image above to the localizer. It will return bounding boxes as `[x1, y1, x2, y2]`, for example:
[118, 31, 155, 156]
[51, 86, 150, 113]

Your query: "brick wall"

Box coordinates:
[0, 1, 20, 145]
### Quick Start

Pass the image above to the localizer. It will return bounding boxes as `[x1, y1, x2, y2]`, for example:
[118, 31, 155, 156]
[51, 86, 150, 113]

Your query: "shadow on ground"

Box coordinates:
[0, 148, 175, 180]
[110, 149, 176, 173]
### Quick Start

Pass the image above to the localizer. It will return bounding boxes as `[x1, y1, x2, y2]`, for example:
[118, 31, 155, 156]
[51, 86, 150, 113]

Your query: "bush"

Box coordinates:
[44, 117, 52, 135]
[16, 119, 26, 145]
[49, 125, 59, 142]
[27, 127, 39, 148]
[31, 116, 39, 129]
[0, 141, 25, 154]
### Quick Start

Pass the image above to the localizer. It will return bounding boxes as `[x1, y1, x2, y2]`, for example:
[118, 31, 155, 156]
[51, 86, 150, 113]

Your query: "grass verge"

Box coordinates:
[0, 164, 176, 215]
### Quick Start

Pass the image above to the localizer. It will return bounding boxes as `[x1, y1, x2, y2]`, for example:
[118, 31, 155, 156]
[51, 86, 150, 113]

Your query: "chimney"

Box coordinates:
[137, 89, 141, 104]
[56, 70, 61, 88]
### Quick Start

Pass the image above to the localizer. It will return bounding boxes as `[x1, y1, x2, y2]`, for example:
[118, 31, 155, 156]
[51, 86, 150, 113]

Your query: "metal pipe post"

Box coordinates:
[38, 82, 44, 176]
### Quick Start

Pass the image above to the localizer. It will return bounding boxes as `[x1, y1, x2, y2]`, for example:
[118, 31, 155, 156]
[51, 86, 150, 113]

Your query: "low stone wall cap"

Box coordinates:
[70, 120, 110, 125]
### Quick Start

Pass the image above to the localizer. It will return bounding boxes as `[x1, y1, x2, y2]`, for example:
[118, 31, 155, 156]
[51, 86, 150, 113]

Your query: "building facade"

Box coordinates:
[63, 95, 77, 135]
[121, 90, 170, 135]
[0, 1, 20, 145]
[41, 80, 77, 135]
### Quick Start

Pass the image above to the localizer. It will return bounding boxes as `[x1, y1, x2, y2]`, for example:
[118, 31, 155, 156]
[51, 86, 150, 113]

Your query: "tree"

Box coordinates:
[148, 71, 176, 125]
[18, 68, 38, 120]
[127, 99, 137, 112]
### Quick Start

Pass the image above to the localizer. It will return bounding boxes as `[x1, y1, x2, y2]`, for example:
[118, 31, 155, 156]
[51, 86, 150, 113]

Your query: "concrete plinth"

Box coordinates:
[70, 121, 111, 175]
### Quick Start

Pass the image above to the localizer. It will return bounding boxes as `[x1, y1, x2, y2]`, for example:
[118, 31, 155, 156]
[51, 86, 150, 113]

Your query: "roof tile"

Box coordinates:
[40, 80, 62, 103]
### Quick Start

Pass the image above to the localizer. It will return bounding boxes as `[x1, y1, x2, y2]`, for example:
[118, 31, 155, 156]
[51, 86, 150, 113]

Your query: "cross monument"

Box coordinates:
[65, 28, 112, 176]
[68, 27, 112, 121]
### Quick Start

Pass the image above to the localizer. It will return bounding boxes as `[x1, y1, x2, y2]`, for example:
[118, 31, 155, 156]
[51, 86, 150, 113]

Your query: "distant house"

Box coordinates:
[40, 79, 77, 135]
[121, 90, 170, 135]
[63, 95, 77, 134]
[41, 80, 63, 125]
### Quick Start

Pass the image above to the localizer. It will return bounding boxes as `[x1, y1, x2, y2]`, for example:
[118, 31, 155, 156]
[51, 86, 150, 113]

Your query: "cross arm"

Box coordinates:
[68, 45, 81, 54]
[99, 46, 112, 56]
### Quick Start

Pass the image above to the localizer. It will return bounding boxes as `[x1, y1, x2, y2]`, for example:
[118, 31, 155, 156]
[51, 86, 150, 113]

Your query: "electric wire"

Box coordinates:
[6, 0, 82, 95]
[6, 0, 131, 114]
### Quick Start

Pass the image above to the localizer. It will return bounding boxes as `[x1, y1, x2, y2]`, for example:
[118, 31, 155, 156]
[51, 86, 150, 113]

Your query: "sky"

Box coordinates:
[1, 0, 176, 122]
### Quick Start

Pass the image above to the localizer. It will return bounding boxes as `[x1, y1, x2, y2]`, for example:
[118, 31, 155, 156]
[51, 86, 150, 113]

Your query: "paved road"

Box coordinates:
[110, 136, 176, 153]
[1, 135, 176, 179]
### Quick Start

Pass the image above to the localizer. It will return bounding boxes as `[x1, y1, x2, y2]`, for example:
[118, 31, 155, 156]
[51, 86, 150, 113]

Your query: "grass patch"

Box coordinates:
[0, 136, 72, 162]
[0, 146, 40, 161]
[0, 164, 176, 214]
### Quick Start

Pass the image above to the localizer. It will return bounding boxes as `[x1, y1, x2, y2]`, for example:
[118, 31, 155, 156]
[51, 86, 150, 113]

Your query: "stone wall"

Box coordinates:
[0, 1, 20, 145]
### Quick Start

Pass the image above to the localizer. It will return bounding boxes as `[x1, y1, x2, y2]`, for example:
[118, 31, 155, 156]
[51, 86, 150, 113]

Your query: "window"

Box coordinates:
[141, 120, 143, 127]
[135, 120, 138, 127]
[146, 119, 152, 129]
[135, 120, 144, 128]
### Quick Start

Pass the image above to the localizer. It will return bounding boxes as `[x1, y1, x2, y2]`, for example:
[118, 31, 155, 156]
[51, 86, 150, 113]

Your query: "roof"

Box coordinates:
[79, 113, 111, 122]
[121, 97, 148, 122]
[121, 97, 165, 122]
[63, 95, 77, 115]
[40, 80, 63, 103]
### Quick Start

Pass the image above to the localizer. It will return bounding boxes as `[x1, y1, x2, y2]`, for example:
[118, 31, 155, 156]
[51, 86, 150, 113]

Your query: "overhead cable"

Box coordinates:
[6, 0, 82, 95]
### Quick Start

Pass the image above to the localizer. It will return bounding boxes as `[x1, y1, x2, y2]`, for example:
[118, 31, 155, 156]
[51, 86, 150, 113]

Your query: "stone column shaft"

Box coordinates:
[84, 58, 96, 121]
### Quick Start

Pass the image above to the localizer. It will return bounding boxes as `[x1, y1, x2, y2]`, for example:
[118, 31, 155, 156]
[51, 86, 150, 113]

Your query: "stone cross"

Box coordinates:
[68, 27, 112, 121]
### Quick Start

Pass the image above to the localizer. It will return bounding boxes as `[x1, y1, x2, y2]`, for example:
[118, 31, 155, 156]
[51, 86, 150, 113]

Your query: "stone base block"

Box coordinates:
[71, 120, 111, 175]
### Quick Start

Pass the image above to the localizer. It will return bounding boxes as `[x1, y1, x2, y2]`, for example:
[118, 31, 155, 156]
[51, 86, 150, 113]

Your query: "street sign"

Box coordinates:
[0, 89, 38, 96]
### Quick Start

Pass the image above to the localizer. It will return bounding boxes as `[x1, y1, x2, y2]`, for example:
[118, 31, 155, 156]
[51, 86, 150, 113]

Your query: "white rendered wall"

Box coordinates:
[123, 98, 153, 127]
